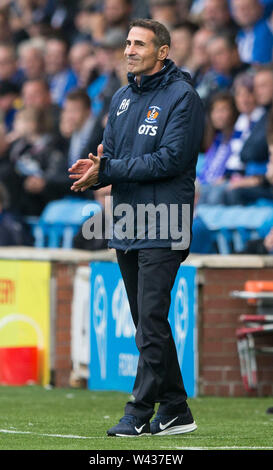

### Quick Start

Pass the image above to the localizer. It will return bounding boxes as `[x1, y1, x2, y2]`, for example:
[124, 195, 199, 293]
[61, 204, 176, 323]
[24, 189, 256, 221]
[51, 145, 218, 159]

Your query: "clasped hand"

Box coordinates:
[68, 143, 103, 192]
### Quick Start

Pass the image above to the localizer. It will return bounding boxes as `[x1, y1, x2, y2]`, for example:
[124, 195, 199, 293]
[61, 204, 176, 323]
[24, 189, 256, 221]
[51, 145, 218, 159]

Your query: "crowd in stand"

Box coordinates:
[0, 0, 272, 251]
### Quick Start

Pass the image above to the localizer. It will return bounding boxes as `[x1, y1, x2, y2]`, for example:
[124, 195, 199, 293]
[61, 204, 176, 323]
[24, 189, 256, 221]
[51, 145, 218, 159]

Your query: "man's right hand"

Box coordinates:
[68, 158, 93, 181]
[68, 143, 103, 191]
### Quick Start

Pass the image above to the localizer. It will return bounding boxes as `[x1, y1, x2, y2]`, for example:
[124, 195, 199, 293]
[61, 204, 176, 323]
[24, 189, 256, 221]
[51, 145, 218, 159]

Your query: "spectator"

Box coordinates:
[202, 0, 238, 36]
[0, 182, 33, 246]
[18, 38, 46, 81]
[0, 8, 13, 43]
[231, 0, 273, 64]
[169, 21, 199, 74]
[0, 42, 24, 89]
[197, 90, 239, 204]
[149, 0, 180, 28]
[224, 72, 265, 174]
[0, 123, 13, 197]
[85, 29, 124, 117]
[73, 4, 104, 43]
[197, 33, 249, 105]
[241, 226, 273, 253]
[9, 106, 67, 216]
[103, 0, 132, 33]
[21, 78, 61, 136]
[224, 66, 273, 205]
[131, 0, 150, 18]
[190, 27, 214, 91]
[60, 89, 104, 168]
[44, 36, 78, 106]
[69, 40, 94, 85]
[0, 80, 20, 132]
[49, 0, 78, 41]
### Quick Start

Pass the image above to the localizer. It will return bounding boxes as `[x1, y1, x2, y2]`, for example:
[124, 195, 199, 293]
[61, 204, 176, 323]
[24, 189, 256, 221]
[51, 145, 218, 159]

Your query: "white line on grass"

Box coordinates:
[0, 429, 103, 440]
[162, 446, 273, 450]
[1, 430, 273, 448]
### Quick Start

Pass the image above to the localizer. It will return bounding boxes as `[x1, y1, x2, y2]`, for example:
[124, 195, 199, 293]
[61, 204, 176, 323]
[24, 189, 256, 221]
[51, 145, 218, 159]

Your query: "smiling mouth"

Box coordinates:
[127, 58, 140, 64]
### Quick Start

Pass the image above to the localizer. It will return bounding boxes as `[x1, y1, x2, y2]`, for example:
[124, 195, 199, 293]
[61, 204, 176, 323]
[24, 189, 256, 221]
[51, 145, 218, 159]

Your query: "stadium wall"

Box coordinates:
[0, 248, 272, 396]
[193, 256, 273, 397]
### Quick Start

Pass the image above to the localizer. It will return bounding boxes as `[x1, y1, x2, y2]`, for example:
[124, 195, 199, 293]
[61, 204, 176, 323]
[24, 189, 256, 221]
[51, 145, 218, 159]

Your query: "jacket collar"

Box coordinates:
[127, 59, 191, 93]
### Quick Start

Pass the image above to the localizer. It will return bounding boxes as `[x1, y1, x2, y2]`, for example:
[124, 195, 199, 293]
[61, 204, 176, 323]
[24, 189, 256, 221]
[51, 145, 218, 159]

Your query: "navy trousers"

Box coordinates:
[116, 248, 189, 421]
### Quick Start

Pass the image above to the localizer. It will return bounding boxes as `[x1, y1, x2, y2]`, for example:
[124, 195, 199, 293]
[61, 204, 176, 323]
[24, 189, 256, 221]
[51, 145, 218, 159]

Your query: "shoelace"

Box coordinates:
[119, 415, 137, 425]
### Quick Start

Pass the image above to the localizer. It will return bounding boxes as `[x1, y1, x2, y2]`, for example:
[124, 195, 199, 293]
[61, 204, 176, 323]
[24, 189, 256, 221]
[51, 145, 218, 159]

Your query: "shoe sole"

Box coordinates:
[108, 432, 151, 437]
[152, 421, 197, 436]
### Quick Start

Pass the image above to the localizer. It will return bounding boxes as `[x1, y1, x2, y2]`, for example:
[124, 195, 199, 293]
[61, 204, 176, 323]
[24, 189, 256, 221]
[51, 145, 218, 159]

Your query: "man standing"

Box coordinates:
[69, 19, 204, 437]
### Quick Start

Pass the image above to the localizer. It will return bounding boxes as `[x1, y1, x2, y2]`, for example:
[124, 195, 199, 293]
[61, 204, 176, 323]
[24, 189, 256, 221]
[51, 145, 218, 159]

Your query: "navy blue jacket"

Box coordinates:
[97, 59, 204, 251]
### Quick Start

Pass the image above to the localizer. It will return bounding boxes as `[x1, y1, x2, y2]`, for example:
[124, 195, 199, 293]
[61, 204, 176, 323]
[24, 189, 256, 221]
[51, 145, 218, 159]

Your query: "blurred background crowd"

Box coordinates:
[0, 0, 272, 253]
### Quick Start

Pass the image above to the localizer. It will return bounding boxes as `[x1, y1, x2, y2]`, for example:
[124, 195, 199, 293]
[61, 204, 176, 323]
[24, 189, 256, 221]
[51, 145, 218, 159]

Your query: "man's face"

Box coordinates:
[0, 46, 17, 81]
[63, 99, 90, 131]
[254, 71, 273, 106]
[22, 82, 51, 108]
[124, 27, 161, 78]
[203, 0, 230, 30]
[231, 0, 262, 28]
[45, 40, 67, 75]
[69, 43, 93, 77]
[192, 29, 214, 69]
[20, 48, 44, 80]
[169, 28, 192, 67]
[207, 38, 234, 74]
[104, 0, 130, 25]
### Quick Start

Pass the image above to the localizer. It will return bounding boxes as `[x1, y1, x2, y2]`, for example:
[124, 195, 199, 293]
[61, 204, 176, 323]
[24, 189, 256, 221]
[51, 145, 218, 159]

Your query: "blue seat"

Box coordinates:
[33, 197, 102, 248]
[196, 204, 273, 254]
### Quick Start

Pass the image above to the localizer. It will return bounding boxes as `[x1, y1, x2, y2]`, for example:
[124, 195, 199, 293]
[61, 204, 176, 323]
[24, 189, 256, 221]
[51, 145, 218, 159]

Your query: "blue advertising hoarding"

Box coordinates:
[88, 262, 198, 397]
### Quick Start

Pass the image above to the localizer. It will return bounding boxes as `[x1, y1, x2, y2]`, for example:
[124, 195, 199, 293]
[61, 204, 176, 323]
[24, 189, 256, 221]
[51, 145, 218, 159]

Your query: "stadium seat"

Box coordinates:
[196, 204, 273, 254]
[33, 197, 102, 249]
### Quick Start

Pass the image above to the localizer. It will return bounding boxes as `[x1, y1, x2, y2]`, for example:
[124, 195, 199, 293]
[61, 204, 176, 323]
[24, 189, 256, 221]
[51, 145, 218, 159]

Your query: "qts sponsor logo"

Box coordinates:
[138, 124, 158, 136]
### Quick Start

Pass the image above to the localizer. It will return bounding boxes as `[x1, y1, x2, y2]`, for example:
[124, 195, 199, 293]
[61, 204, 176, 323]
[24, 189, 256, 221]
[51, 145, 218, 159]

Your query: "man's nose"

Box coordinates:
[125, 44, 136, 56]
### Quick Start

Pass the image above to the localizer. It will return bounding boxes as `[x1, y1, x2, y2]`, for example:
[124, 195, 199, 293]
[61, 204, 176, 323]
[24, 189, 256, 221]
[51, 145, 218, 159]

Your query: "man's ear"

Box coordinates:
[157, 45, 169, 62]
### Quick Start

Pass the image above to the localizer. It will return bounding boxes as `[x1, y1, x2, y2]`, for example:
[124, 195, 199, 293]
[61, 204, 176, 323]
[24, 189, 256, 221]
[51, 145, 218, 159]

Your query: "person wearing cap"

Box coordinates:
[69, 19, 204, 437]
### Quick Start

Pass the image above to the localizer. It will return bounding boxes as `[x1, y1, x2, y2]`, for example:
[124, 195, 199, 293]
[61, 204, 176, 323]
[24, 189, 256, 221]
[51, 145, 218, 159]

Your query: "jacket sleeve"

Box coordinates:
[98, 90, 204, 185]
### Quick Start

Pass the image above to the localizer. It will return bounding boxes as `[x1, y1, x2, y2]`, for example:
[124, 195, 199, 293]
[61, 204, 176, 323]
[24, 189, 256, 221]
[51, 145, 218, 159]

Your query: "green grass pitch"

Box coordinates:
[0, 386, 272, 450]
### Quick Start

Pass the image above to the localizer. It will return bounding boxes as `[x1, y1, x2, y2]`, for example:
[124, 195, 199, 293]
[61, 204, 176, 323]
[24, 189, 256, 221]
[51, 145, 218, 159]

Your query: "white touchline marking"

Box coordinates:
[161, 446, 273, 450]
[0, 429, 106, 440]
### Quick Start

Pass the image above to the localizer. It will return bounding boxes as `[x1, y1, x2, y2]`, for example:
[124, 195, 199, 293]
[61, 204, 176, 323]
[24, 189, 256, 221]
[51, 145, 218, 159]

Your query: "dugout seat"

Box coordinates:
[32, 197, 102, 249]
[231, 282, 273, 392]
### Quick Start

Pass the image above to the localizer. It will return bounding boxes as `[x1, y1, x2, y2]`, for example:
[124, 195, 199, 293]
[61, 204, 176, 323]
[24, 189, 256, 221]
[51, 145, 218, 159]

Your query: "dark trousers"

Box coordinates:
[116, 248, 189, 421]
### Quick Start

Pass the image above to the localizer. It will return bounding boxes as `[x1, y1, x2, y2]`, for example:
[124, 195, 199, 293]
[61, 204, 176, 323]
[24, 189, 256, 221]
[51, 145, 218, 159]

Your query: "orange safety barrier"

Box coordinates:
[0, 346, 38, 386]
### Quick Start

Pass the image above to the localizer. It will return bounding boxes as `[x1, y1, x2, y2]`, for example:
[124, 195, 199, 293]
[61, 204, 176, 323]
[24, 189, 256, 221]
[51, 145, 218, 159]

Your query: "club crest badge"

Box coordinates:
[145, 106, 161, 124]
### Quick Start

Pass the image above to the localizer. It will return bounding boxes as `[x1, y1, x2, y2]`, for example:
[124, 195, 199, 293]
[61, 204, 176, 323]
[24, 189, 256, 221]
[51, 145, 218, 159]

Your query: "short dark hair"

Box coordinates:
[207, 32, 237, 50]
[66, 89, 91, 109]
[129, 19, 171, 48]
[172, 21, 199, 36]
